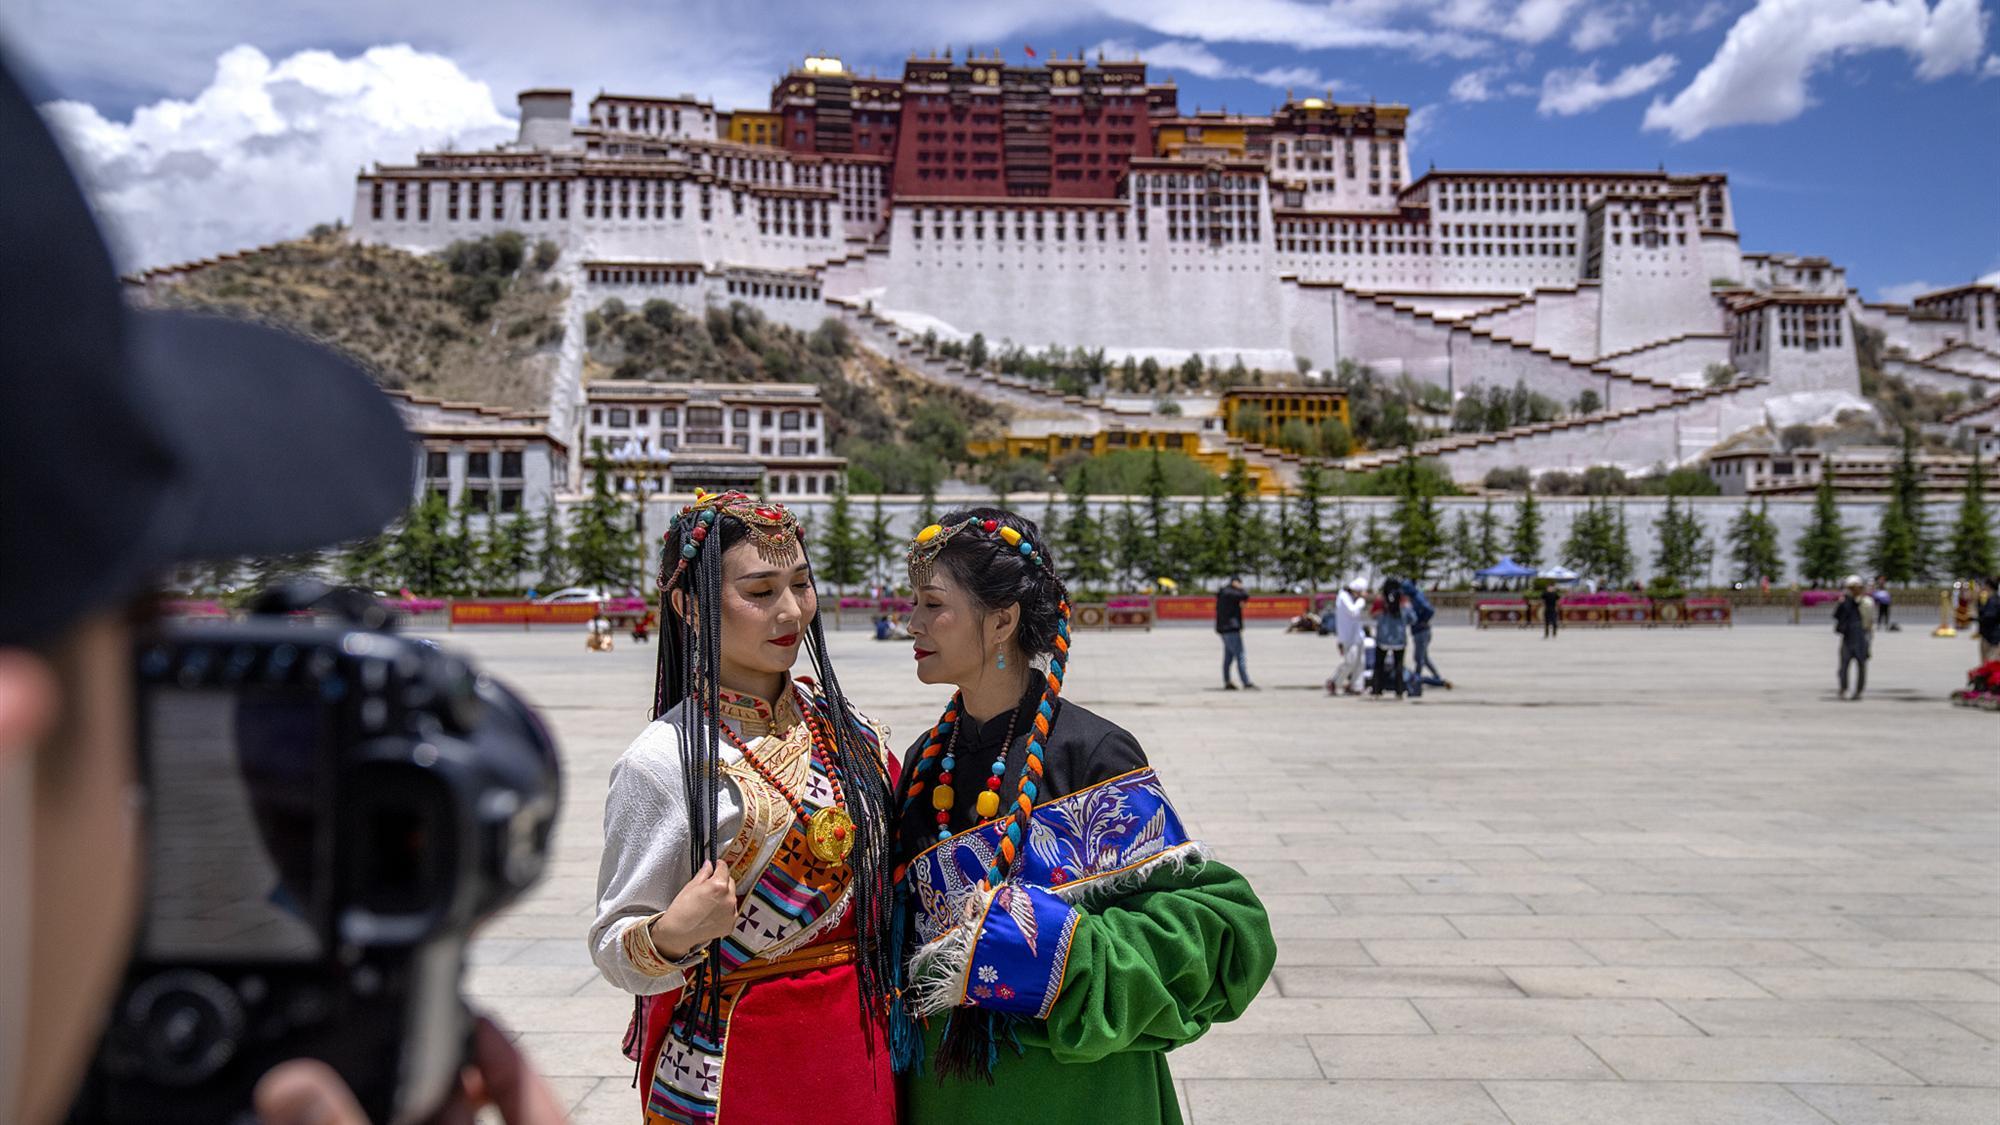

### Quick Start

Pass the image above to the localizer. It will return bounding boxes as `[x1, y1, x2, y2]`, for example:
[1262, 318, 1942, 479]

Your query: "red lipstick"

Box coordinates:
[769, 633, 799, 648]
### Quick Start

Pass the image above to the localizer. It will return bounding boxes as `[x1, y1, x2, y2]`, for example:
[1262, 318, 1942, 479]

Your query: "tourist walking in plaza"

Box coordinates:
[894, 509, 1274, 1124]
[1215, 575, 1256, 689]
[1373, 583, 1414, 698]
[1331, 577, 1369, 694]
[1873, 576, 1895, 631]
[1541, 581, 1562, 638]
[1402, 578, 1452, 697]
[1835, 573, 1877, 701]
[590, 491, 900, 1124]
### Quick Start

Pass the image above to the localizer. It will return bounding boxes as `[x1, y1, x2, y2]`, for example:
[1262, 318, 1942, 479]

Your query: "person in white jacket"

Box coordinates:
[1330, 578, 1369, 695]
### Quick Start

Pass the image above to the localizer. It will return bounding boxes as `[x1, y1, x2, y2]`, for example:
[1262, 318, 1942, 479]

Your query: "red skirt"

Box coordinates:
[634, 929, 895, 1124]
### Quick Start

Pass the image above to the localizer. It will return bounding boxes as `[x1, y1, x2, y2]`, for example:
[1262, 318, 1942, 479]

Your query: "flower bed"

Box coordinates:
[1952, 661, 2000, 712]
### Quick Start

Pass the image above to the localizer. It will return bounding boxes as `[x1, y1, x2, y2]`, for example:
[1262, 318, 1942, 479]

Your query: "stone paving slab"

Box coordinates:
[434, 622, 1997, 1122]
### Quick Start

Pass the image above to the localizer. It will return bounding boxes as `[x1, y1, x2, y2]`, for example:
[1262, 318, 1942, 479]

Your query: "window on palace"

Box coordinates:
[467, 452, 491, 477]
[425, 451, 449, 479]
[500, 451, 523, 478]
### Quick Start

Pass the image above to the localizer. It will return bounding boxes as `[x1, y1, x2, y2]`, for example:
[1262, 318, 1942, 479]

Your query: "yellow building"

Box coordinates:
[1220, 386, 1350, 442]
[1153, 111, 1270, 160]
[967, 420, 1287, 494]
[725, 109, 782, 148]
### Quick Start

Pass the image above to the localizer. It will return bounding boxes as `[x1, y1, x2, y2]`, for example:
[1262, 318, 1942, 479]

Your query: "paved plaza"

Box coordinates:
[439, 619, 2000, 1123]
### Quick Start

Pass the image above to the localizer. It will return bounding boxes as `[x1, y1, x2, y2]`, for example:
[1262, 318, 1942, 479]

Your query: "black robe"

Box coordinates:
[895, 688, 1148, 863]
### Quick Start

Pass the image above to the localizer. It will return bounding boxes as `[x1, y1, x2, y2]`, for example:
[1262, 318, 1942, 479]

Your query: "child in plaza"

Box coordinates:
[891, 509, 1274, 1124]
[589, 490, 900, 1124]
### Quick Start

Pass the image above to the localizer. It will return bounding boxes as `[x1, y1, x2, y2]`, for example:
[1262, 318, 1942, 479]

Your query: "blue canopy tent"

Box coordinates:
[1475, 557, 1538, 580]
[1474, 556, 1540, 591]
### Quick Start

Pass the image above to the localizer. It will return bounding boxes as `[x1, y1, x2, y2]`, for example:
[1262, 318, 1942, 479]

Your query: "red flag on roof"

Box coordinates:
[1024, 44, 1036, 57]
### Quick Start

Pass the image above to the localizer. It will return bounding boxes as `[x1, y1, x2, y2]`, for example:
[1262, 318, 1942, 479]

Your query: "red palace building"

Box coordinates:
[768, 49, 1172, 200]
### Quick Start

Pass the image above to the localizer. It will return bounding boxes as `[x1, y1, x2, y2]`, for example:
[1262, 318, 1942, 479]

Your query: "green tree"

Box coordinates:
[1220, 459, 1257, 578]
[865, 493, 896, 589]
[1325, 500, 1357, 584]
[1651, 493, 1714, 589]
[1291, 461, 1331, 590]
[1605, 504, 1636, 587]
[1475, 500, 1502, 569]
[816, 483, 867, 591]
[1113, 501, 1149, 590]
[1360, 512, 1396, 575]
[1448, 512, 1479, 587]
[1509, 490, 1543, 567]
[1947, 452, 1996, 580]
[338, 530, 393, 591]
[441, 498, 480, 593]
[1319, 417, 1353, 459]
[1390, 459, 1444, 580]
[1871, 427, 1934, 582]
[1725, 499, 1784, 584]
[391, 492, 452, 593]
[967, 331, 989, 370]
[1795, 475, 1851, 587]
[1561, 501, 1609, 578]
[535, 505, 571, 590]
[1062, 466, 1111, 590]
[1278, 417, 1317, 455]
[568, 439, 642, 589]
[904, 402, 971, 466]
[1142, 450, 1173, 582]
[479, 509, 538, 593]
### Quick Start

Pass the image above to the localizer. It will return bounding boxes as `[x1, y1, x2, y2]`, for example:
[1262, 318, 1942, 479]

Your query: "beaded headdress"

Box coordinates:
[906, 515, 1051, 589]
[661, 488, 802, 594]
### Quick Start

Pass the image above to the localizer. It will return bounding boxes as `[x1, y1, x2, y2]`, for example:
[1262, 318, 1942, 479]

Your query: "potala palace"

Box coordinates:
[345, 50, 2000, 487]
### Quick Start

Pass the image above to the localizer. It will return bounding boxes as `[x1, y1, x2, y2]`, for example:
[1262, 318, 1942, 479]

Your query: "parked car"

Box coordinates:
[535, 586, 610, 605]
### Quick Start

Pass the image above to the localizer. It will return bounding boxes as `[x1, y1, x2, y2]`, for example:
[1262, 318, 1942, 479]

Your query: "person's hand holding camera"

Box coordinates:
[650, 859, 740, 957]
[254, 1018, 564, 1125]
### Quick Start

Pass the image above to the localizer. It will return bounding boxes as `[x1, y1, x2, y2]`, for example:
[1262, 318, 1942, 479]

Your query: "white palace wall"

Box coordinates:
[1598, 335, 1732, 384]
[1527, 287, 1602, 358]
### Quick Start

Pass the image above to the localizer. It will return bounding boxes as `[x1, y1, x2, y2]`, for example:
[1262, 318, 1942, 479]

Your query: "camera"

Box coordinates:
[69, 584, 561, 1125]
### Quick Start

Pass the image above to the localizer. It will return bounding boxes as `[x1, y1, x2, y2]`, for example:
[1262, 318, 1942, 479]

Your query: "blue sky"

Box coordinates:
[10, 0, 1997, 299]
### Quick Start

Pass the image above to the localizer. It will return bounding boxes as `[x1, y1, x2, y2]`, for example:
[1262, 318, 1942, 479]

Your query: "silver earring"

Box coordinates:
[997, 652, 1007, 671]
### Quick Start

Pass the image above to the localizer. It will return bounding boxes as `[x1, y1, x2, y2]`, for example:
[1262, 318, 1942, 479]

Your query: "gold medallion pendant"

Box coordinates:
[806, 806, 856, 864]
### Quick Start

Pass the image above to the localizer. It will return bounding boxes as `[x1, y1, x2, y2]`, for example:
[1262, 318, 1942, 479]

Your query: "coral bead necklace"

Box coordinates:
[929, 700, 1022, 841]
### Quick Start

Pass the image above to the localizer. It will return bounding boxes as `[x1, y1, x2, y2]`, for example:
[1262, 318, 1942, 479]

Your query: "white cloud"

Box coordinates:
[1878, 279, 1937, 304]
[1651, 0, 1732, 40]
[1431, 0, 1594, 43]
[1539, 52, 1678, 114]
[1983, 53, 2000, 77]
[42, 44, 512, 269]
[1569, 3, 1636, 50]
[1092, 37, 1334, 92]
[1407, 103, 1442, 144]
[1449, 63, 1537, 100]
[1643, 0, 1990, 140]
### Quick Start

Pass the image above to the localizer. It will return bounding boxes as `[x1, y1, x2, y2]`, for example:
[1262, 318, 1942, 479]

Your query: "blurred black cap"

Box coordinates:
[0, 51, 415, 646]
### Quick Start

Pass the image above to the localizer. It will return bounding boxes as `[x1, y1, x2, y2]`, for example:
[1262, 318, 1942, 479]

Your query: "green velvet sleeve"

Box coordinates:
[1023, 859, 1275, 1063]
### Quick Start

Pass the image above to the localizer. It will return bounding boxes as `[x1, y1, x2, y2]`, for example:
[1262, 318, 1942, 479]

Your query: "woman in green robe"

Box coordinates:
[889, 508, 1275, 1124]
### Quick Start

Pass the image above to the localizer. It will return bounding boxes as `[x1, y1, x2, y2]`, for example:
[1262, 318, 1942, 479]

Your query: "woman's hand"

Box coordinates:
[651, 858, 739, 957]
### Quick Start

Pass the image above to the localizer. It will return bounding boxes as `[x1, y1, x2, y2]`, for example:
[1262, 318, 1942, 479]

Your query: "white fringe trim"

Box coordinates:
[904, 885, 994, 1019]
[900, 841, 1212, 1020]
[1047, 841, 1212, 907]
